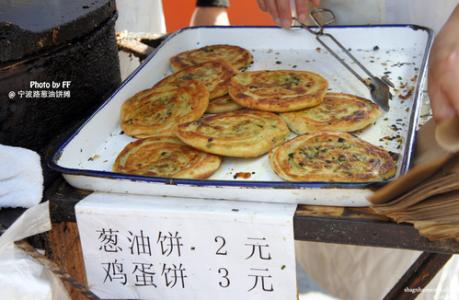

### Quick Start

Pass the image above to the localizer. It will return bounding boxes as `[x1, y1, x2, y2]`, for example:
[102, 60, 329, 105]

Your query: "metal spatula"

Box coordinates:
[295, 8, 393, 111]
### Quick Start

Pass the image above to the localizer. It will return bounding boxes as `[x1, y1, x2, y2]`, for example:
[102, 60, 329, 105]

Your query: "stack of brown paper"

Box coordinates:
[370, 116, 459, 241]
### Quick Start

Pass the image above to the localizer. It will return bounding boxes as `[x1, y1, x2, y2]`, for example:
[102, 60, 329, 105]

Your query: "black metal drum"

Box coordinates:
[0, 0, 121, 153]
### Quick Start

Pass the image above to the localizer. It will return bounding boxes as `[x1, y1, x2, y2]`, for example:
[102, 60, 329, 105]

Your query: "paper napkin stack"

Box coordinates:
[370, 117, 459, 241]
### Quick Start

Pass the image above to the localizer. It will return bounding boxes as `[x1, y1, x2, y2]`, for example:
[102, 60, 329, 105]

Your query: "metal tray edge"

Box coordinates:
[48, 24, 434, 190]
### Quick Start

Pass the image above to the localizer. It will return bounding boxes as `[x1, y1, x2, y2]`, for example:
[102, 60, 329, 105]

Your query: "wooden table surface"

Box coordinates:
[47, 177, 459, 254]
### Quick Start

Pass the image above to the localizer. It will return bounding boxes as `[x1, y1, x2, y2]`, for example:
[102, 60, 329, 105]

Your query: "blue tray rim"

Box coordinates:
[48, 24, 434, 190]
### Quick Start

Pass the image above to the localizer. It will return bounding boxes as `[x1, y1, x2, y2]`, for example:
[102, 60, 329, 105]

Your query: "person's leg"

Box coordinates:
[115, 0, 166, 80]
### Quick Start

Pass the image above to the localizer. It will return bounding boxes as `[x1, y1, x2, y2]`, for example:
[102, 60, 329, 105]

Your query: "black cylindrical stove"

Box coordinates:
[0, 0, 121, 153]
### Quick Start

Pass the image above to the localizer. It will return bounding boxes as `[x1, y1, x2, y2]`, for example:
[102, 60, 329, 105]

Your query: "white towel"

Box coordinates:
[0, 144, 43, 208]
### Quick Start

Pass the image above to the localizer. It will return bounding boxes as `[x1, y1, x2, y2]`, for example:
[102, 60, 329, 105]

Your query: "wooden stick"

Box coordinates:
[116, 38, 154, 60]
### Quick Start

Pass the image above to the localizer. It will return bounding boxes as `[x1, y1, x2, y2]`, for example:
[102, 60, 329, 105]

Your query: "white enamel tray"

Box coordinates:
[50, 25, 433, 206]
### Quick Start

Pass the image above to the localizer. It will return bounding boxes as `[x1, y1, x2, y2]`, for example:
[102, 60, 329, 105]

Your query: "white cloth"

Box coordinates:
[0, 202, 69, 300]
[0, 144, 43, 208]
[296, 2, 459, 300]
[320, 0, 458, 32]
[296, 241, 458, 300]
[115, 0, 166, 34]
[115, 0, 167, 80]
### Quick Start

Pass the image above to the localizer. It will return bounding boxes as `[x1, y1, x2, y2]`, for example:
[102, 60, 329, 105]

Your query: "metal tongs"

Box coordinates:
[295, 9, 393, 111]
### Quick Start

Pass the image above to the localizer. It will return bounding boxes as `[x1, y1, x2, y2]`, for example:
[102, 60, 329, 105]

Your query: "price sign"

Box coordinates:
[76, 193, 297, 300]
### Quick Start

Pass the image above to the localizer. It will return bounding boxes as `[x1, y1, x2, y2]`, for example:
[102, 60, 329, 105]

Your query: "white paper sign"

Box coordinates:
[76, 193, 297, 300]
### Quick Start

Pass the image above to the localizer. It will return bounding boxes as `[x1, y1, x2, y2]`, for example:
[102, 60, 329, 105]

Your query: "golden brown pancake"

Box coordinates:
[155, 59, 235, 99]
[206, 94, 242, 114]
[280, 93, 382, 134]
[176, 110, 290, 158]
[170, 44, 253, 72]
[229, 70, 328, 112]
[120, 80, 209, 138]
[113, 136, 222, 179]
[269, 132, 396, 182]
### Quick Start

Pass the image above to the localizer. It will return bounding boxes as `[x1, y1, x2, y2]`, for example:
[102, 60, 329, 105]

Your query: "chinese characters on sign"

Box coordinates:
[76, 193, 297, 299]
[98, 229, 188, 289]
[97, 229, 277, 292]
